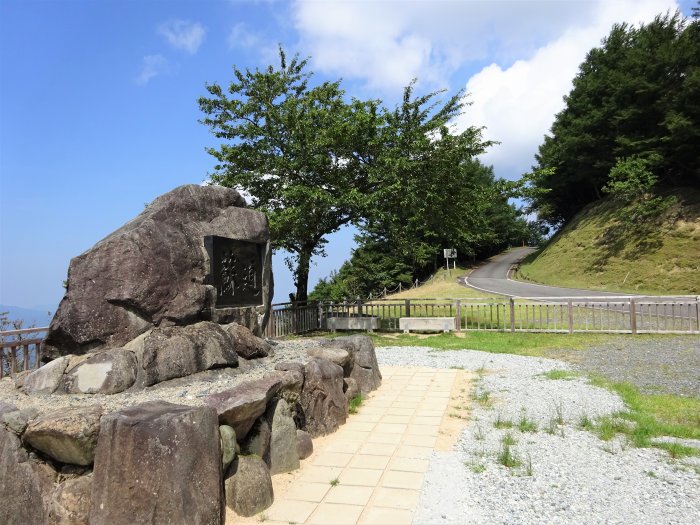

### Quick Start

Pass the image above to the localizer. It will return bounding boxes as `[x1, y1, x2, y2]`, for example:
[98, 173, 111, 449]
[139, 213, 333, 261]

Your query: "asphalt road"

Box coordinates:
[464, 247, 628, 299]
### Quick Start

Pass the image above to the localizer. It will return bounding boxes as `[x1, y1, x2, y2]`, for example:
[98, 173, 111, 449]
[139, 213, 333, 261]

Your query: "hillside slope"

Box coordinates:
[516, 189, 700, 295]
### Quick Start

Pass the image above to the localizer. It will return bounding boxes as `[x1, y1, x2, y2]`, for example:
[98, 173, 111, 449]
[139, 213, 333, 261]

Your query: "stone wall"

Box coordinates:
[1, 335, 381, 524]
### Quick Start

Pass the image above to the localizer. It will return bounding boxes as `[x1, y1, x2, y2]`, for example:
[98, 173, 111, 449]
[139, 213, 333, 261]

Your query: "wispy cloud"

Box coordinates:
[228, 23, 261, 49]
[157, 19, 206, 55]
[135, 54, 169, 85]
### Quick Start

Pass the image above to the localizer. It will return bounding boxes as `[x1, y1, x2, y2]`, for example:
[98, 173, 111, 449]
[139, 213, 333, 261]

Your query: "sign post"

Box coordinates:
[443, 248, 457, 278]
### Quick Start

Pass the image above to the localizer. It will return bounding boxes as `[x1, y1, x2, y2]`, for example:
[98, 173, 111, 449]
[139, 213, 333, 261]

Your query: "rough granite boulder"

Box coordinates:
[44, 184, 273, 359]
[23, 406, 102, 466]
[219, 425, 238, 473]
[319, 335, 382, 394]
[47, 474, 92, 525]
[60, 349, 137, 394]
[125, 321, 238, 387]
[23, 356, 69, 394]
[224, 322, 272, 359]
[307, 347, 350, 367]
[0, 427, 56, 525]
[90, 401, 223, 525]
[267, 399, 300, 475]
[300, 358, 347, 437]
[240, 416, 270, 459]
[224, 455, 274, 517]
[296, 429, 313, 460]
[205, 376, 282, 440]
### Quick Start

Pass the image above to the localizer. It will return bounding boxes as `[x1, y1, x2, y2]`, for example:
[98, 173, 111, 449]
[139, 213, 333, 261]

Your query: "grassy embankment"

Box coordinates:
[516, 188, 700, 295]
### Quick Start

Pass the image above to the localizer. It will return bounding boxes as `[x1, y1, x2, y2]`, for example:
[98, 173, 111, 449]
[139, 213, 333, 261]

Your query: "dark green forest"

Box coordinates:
[525, 11, 699, 227]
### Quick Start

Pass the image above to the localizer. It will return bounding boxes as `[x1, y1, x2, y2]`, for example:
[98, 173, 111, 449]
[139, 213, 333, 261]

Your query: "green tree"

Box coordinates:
[361, 82, 496, 272]
[199, 49, 381, 302]
[530, 11, 699, 227]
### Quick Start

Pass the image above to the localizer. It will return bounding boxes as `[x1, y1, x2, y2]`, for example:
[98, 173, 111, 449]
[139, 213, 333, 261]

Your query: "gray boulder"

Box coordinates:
[44, 184, 273, 359]
[205, 376, 282, 440]
[296, 429, 313, 460]
[224, 455, 274, 517]
[1, 406, 38, 436]
[127, 321, 238, 387]
[240, 416, 270, 459]
[47, 474, 92, 525]
[23, 356, 69, 394]
[23, 406, 102, 466]
[224, 322, 272, 359]
[267, 399, 300, 475]
[60, 349, 137, 394]
[0, 427, 56, 524]
[90, 401, 223, 525]
[301, 358, 347, 437]
[219, 425, 238, 473]
[319, 335, 382, 394]
[344, 377, 360, 402]
[307, 346, 350, 367]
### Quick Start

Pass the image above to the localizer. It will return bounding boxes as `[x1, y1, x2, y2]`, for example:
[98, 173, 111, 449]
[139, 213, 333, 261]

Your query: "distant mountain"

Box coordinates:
[0, 305, 54, 329]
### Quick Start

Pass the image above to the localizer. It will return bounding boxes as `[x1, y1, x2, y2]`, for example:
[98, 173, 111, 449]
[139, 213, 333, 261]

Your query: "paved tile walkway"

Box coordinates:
[259, 366, 459, 525]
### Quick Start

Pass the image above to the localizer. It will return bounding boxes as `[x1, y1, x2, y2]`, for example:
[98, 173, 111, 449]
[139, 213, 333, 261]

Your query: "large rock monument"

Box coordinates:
[43, 184, 273, 360]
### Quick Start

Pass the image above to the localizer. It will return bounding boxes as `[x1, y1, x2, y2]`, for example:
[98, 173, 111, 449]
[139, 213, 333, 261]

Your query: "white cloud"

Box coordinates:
[228, 22, 261, 49]
[292, 0, 599, 92]
[157, 19, 206, 54]
[135, 54, 169, 85]
[454, 0, 681, 179]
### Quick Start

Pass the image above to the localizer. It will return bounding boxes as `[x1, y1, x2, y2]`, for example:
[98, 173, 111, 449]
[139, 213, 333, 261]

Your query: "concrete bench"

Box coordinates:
[399, 317, 456, 333]
[327, 316, 380, 332]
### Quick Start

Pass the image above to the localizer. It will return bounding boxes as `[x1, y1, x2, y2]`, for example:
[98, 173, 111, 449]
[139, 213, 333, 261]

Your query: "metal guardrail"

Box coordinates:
[0, 327, 48, 378]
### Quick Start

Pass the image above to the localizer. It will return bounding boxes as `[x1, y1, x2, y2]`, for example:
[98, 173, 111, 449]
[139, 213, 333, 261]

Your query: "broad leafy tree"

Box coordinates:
[199, 49, 381, 302]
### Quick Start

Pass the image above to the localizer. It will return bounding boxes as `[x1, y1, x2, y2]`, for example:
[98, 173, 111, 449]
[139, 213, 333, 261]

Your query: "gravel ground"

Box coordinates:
[375, 346, 700, 525]
[549, 335, 700, 398]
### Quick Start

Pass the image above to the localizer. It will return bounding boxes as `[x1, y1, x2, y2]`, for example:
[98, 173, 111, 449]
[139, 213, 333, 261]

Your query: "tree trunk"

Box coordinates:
[294, 247, 312, 303]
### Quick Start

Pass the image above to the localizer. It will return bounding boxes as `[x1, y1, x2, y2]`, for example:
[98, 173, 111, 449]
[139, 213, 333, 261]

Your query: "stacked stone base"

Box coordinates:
[1, 335, 381, 524]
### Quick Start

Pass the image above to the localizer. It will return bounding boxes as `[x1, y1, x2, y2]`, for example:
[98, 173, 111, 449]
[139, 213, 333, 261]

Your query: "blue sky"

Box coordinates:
[0, 0, 692, 312]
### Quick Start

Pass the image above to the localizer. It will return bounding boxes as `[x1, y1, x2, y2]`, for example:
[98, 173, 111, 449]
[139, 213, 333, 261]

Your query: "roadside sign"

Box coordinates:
[443, 249, 457, 259]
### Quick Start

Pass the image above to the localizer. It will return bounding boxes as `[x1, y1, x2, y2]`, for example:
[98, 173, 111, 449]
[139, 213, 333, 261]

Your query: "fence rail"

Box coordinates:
[0, 327, 48, 378]
[263, 295, 700, 338]
[2, 296, 697, 375]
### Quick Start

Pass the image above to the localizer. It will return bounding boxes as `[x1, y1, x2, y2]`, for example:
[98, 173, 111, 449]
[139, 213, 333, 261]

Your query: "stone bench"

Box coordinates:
[327, 316, 380, 332]
[399, 317, 456, 333]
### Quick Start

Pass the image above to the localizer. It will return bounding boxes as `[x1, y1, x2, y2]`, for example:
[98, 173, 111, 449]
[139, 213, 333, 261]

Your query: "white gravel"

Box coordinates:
[375, 346, 700, 525]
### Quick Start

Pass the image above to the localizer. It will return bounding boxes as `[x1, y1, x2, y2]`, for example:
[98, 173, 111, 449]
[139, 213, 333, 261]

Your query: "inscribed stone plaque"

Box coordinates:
[204, 236, 264, 307]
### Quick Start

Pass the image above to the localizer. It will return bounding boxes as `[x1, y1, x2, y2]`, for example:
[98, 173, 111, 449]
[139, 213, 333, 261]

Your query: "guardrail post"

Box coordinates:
[318, 302, 325, 331]
[629, 298, 637, 334]
[357, 297, 363, 317]
[509, 298, 515, 333]
[455, 300, 462, 332]
[404, 299, 411, 318]
[567, 300, 574, 334]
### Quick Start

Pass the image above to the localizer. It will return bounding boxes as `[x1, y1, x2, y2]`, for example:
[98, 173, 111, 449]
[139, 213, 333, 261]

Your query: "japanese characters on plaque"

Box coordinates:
[204, 236, 263, 307]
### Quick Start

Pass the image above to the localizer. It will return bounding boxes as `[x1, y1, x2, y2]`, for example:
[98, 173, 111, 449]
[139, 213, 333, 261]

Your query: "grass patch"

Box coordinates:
[540, 369, 581, 380]
[348, 393, 364, 415]
[517, 413, 538, 433]
[515, 188, 700, 295]
[369, 331, 640, 357]
[466, 460, 486, 474]
[653, 441, 698, 459]
[329, 478, 339, 487]
[589, 376, 700, 440]
[497, 434, 521, 468]
[471, 389, 492, 407]
[494, 412, 513, 429]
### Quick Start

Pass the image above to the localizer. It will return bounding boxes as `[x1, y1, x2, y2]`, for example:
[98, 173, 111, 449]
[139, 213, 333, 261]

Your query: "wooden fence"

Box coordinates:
[0, 327, 48, 379]
[264, 296, 700, 338]
[3, 296, 697, 375]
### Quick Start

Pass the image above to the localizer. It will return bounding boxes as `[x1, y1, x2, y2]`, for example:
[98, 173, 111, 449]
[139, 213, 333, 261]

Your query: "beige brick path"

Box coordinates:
[238, 366, 461, 525]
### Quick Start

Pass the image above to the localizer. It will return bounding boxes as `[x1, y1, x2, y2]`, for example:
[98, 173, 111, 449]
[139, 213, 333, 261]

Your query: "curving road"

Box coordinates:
[463, 247, 629, 300]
